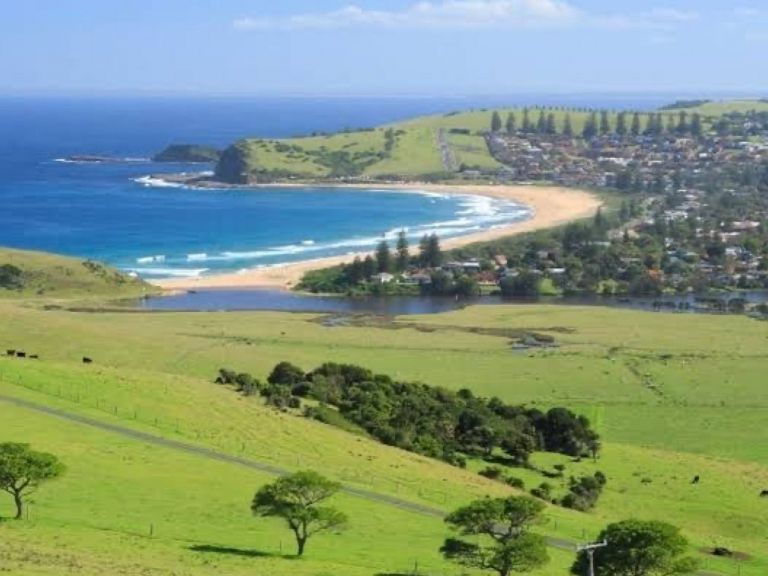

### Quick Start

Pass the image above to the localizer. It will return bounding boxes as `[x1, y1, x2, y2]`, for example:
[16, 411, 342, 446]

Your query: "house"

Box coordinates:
[371, 272, 395, 284]
[444, 261, 482, 274]
[401, 272, 431, 285]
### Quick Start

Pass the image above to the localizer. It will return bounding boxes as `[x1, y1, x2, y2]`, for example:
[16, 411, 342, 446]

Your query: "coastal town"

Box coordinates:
[296, 103, 768, 312]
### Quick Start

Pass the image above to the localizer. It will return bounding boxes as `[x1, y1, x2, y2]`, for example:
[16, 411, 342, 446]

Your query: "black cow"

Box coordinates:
[15, 351, 26, 358]
[691, 475, 700, 484]
[29, 354, 39, 359]
[6, 349, 15, 357]
[82, 357, 93, 364]
[760, 489, 768, 498]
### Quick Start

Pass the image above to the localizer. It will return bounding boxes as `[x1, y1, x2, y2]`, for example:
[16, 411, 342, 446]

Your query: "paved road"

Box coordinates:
[436, 128, 458, 172]
[0, 394, 724, 573]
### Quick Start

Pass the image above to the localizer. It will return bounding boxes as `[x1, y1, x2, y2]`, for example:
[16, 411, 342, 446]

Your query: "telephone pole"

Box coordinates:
[576, 540, 608, 576]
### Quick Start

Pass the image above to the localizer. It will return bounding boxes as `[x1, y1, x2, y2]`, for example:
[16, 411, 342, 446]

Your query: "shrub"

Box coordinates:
[561, 472, 607, 511]
[506, 476, 525, 489]
[530, 482, 553, 500]
[478, 466, 504, 480]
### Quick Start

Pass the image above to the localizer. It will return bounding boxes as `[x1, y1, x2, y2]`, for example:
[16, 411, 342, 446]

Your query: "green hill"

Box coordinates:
[665, 99, 768, 115]
[212, 100, 764, 184]
[0, 247, 156, 300]
[152, 144, 221, 163]
[0, 298, 766, 575]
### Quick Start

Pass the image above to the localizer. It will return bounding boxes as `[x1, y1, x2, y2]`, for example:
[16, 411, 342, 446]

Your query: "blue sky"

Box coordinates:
[1, 1, 766, 96]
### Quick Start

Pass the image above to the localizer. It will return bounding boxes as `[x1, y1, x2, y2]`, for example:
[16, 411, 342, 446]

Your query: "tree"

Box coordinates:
[630, 113, 641, 136]
[599, 111, 610, 135]
[545, 113, 557, 135]
[644, 114, 657, 136]
[268, 361, 305, 386]
[676, 111, 689, 135]
[563, 114, 574, 137]
[521, 108, 533, 133]
[376, 239, 392, 273]
[582, 112, 598, 139]
[420, 233, 443, 268]
[395, 230, 410, 272]
[251, 471, 348, 556]
[536, 110, 547, 134]
[506, 112, 517, 134]
[570, 519, 698, 576]
[441, 496, 549, 576]
[0, 443, 64, 520]
[616, 112, 628, 136]
[690, 113, 702, 137]
[344, 256, 365, 284]
[362, 255, 377, 279]
[593, 207, 607, 231]
[500, 271, 541, 298]
[491, 111, 503, 133]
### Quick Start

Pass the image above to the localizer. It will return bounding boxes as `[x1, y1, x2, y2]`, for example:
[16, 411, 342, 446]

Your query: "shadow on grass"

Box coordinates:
[189, 544, 298, 559]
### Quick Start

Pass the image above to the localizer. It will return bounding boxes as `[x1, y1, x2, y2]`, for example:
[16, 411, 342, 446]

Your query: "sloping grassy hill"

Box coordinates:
[0, 248, 155, 300]
[671, 100, 768, 115]
[0, 299, 766, 574]
[215, 100, 756, 183]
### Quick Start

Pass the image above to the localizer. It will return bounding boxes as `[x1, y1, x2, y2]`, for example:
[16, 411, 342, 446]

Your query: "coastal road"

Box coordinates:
[436, 128, 458, 172]
[0, 393, 724, 574]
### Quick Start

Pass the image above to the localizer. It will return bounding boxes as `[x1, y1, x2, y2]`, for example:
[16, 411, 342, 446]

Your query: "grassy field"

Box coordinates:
[222, 97, 768, 182]
[673, 100, 768, 116]
[225, 100, 765, 181]
[0, 248, 155, 300]
[0, 295, 767, 574]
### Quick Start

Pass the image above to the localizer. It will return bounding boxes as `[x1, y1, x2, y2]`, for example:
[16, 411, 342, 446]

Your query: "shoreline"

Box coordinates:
[151, 183, 602, 291]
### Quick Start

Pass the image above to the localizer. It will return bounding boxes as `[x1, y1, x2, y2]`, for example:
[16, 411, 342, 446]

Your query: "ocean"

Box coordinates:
[0, 95, 668, 278]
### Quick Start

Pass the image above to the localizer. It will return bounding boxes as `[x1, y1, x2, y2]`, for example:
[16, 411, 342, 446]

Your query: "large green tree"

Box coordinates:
[376, 239, 392, 273]
[419, 233, 443, 268]
[570, 519, 698, 576]
[396, 230, 410, 272]
[0, 443, 65, 520]
[251, 471, 348, 556]
[491, 111, 503, 132]
[441, 496, 549, 576]
[505, 112, 517, 134]
[563, 113, 574, 137]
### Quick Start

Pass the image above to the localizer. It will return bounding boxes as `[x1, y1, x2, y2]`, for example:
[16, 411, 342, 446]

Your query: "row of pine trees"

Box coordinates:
[490, 109, 704, 139]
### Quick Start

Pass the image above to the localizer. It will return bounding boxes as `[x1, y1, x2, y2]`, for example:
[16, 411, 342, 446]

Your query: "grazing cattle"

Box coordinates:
[29, 354, 39, 359]
[760, 489, 768, 498]
[6, 349, 15, 357]
[691, 475, 700, 484]
[15, 351, 26, 358]
[82, 357, 93, 364]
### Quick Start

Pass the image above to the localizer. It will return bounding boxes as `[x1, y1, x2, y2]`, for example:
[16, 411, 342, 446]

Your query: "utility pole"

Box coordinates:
[576, 540, 608, 576]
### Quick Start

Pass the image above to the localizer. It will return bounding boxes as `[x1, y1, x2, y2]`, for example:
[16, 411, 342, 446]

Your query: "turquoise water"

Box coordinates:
[0, 97, 534, 279]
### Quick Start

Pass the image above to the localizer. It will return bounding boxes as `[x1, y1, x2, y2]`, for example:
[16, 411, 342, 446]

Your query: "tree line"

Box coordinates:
[217, 361, 601, 468]
[490, 109, 704, 139]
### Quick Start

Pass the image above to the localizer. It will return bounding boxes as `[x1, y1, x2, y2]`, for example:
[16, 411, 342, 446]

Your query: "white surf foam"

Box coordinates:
[136, 255, 165, 264]
[133, 176, 185, 189]
[128, 267, 208, 278]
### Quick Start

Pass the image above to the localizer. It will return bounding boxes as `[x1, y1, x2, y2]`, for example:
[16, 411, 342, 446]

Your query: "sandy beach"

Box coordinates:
[152, 183, 601, 291]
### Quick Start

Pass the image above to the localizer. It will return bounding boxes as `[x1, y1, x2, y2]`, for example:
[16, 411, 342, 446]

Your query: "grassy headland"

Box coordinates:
[0, 248, 156, 301]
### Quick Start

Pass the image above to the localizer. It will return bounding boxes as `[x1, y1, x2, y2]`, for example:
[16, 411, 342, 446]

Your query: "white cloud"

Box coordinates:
[234, 1, 580, 31]
[234, 2, 698, 32]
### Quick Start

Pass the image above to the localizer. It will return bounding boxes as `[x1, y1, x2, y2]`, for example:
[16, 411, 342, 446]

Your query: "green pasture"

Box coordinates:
[0, 297, 767, 573]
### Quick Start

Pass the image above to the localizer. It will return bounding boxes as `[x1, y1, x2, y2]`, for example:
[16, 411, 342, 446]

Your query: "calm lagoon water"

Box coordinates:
[137, 288, 768, 316]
